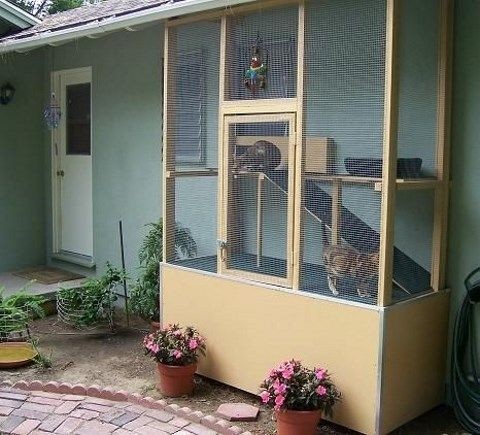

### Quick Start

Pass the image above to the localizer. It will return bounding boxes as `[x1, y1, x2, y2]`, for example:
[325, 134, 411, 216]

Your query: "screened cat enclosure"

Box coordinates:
[161, 0, 452, 433]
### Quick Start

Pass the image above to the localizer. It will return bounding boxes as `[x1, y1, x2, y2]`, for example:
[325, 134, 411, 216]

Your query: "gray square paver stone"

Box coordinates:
[0, 415, 26, 433]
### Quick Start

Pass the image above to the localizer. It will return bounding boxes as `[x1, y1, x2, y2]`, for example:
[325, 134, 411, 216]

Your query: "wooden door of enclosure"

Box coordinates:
[219, 113, 296, 287]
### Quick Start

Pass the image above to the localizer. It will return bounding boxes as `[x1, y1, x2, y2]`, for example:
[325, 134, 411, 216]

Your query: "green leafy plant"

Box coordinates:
[130, 220, 197, 322]
[31, 339, 53, 369]
[1, 290, 46, 320]
[58, 263, 126, 328]
[0, 286, 46, 340]
[0, 305, 28, 339]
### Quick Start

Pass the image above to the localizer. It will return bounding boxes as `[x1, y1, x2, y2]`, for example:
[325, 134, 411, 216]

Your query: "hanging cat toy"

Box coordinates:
[244, 36, 268, 95]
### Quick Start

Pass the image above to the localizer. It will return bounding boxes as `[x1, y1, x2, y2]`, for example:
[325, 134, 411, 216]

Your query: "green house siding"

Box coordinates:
[46, 24, 164, 275]
[448, 0, 480, 356]
[0, 51, 46, 272]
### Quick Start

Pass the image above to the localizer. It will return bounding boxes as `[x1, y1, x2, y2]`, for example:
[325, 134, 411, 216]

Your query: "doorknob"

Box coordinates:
[56, 170, 65, 177]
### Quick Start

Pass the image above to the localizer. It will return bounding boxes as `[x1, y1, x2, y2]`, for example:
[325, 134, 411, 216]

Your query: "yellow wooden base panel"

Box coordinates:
[162, 265, 380, 434]
[380, 291, 450, 434]
[161, 265, 449, 434]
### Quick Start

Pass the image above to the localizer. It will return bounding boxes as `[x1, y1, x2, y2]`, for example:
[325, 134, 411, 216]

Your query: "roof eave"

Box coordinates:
[0, 0, 40, 29]
[0, 0, 257, 54]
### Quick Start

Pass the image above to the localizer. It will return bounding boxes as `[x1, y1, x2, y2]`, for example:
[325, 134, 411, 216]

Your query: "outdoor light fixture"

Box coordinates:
[0, 82, 15, 105]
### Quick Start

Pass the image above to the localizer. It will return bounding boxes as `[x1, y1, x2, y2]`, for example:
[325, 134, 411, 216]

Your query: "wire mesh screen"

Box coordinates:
[172, 176, 218, 272]
[225, 5, 298, 101]
[300, 0, 387, 305]
[396, 0, 440, 178]
[393, 190, 434, 302]
[170, 20, 220, 168]
[224, 120, 291, 283]
[165, 20, 220, 271]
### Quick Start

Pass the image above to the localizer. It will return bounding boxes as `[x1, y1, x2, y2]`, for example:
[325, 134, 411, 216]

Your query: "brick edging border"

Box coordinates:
[0, 380, 253, 435]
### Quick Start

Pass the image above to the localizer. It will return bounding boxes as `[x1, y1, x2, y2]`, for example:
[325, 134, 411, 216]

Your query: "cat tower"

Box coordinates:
[160, 0, 453, 433]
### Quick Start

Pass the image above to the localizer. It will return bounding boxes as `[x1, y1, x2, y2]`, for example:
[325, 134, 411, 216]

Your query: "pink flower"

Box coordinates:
[316, 385, 327, 396]
[173, 350, 183, 359]
[315, 369, 326, 381]
[260, 391, 270, 404]
[188, 339, 199, 350]
[274, 395, 285, 409]
[273, 380, 287, 395]
[174, 330, 183, 336]
[281, 366, 294, 380]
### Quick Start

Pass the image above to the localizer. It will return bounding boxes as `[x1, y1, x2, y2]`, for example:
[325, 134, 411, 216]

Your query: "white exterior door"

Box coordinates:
[52, 67, 93, 261]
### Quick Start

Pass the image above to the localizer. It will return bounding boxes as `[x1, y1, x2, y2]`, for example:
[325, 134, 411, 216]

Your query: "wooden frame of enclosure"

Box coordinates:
[161, 1, 453, 433]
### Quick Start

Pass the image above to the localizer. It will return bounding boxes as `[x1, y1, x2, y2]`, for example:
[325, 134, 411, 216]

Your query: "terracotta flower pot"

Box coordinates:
[275, 409, 322, 435]
[156, 362, 197, 397]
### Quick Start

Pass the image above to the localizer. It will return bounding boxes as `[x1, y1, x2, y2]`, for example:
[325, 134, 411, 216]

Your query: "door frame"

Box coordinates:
[50, 66, 94, 267]
[219, 112, 297, 287]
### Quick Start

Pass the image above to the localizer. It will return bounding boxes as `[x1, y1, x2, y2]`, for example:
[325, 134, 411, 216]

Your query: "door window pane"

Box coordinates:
[66, 83, 91, 155]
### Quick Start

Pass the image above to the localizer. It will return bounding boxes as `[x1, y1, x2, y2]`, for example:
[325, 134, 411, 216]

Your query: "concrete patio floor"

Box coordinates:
[0, 271, 86, 299]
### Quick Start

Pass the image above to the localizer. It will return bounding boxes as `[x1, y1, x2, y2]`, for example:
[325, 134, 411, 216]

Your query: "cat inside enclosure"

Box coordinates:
[322, 223, 379, 298]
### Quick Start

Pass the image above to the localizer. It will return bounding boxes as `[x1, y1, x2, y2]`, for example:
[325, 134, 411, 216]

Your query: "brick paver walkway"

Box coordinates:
[0, 388, 221, 434]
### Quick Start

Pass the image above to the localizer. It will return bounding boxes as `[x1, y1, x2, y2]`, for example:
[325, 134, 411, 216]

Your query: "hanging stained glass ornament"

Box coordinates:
[244, 36, 268, 95]
[43, 93, 61, 129]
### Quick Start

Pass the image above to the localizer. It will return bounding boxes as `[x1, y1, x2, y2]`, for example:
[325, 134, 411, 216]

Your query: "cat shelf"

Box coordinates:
[235, 136, 335, 174]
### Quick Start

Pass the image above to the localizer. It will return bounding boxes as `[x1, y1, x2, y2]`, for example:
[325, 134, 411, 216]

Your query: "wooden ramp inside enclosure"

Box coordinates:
[264, 170, 431, 295]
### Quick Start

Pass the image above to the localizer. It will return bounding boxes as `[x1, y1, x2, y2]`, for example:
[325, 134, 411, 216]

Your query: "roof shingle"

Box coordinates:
[3, 0, 182, 41]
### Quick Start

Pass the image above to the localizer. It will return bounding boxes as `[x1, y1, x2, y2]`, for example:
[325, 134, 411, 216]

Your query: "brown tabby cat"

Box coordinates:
[322, 224, 379, 298]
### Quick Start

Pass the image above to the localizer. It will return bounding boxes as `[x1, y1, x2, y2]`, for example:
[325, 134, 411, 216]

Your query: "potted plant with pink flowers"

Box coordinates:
[260, 360, 340, 435]
[143, 323, 206, 397]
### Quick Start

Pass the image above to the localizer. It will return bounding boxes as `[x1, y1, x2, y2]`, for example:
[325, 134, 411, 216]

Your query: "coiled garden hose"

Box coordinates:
[451, 267, 480, 434]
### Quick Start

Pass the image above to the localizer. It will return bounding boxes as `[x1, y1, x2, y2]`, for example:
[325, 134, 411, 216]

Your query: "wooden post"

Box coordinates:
[292, 1, 305, 291]
[256, 174, 264, 268]
[217, 15, 228, 274]
[331, 180, 342, 245]
[378, 0, 399, 307]
[162, 25, 176, 263]
[431, 0, 453, 291]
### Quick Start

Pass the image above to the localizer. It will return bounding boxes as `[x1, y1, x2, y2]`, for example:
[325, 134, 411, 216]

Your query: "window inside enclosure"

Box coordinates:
[222, 116, 294, 286]
[225, 5, 298, 101]
[170, 21, 220, 168]
[300, 0, 386, 305]
[175, 51, 206, 164]
[396, 0, 440, 178]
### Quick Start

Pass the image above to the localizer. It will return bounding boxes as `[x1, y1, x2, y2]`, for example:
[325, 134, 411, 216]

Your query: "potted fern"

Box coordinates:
[130, 219, 196, 330]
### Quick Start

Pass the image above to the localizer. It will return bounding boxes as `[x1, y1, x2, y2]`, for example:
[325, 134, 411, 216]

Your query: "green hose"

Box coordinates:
[451, 267, 480, 433]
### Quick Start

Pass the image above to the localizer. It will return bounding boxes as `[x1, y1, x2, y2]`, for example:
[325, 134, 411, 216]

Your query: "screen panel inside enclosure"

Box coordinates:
[392, 190, 434, 302]
[225, 5, 298, 101]
[224, 119, 292, 283]
[396, 0, 440, 179]
[169, 176, 218, 272]
[168, 20, 220, 168]
[300, 0, 387, 305]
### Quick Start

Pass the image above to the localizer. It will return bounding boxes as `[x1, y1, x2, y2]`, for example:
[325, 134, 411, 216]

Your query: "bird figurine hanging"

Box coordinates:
[244, 36, 268, 95]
